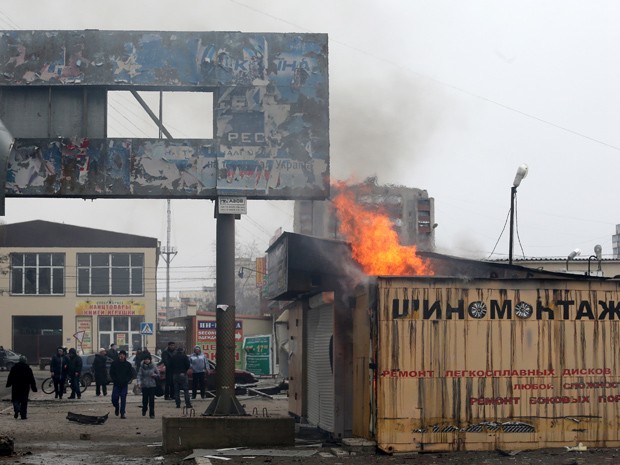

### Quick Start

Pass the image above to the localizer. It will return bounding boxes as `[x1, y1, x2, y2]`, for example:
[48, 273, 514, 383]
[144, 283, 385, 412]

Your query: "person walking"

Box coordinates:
[109, 350, 133, 419]
[170, 347, 192, 409]
[0, 346, 6, 370]
[135, 347, 151, 371]
[137, 354, 159, 418]
[107, 343, 118, 361]
[50, 346, 67, 399]
[161, 341, 176, 400]
[66, 348, 83, 399]
[6, 355, 37, 419]
[189, 345, 208, 399]
[92, 348, 109, 396]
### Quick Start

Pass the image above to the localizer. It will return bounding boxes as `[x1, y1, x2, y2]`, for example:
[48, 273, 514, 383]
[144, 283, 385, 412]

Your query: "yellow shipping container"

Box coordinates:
[355, 276, 620, 453]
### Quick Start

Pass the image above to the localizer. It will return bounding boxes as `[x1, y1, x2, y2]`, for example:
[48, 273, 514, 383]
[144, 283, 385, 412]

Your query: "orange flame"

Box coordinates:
[332, 185, 433, 276]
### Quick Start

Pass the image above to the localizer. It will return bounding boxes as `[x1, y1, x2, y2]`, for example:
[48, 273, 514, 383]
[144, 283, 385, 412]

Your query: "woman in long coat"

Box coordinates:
[92, 348, 109, 396]
[6, 355, 37, 419]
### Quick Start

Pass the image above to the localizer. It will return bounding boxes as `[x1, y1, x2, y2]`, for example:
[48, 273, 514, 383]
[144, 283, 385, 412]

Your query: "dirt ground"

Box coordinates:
[1, 369, 620, 464]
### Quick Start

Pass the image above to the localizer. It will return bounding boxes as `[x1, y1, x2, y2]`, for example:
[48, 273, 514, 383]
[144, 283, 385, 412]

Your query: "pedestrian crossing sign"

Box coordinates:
[140, 322, 154, 335]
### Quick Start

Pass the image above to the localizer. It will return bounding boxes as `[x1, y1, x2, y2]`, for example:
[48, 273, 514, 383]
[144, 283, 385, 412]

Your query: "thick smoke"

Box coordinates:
[329, 70, 449, 184]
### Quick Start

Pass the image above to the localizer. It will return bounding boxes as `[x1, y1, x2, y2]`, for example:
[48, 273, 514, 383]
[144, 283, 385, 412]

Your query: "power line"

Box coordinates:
[0, 8, 20, 29]
[107, 102, 153, 138]
[224, 0, 620, 153]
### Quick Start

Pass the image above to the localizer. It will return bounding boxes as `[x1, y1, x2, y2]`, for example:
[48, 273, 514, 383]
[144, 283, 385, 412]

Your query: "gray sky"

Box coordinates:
[2, 0, 620, 293]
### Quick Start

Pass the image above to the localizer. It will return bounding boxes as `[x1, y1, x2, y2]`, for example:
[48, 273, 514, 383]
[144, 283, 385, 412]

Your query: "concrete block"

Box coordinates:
[341, 437, 376, 454]
[162, 415, 295, 453]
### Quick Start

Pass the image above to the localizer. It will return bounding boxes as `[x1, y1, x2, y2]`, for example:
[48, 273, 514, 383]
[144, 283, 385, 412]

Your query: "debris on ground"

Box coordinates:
[565, 443, 587, 452]
[0, 435, 14, 456]
[183, 448, 318, 460]
[66, 411, 109, 425]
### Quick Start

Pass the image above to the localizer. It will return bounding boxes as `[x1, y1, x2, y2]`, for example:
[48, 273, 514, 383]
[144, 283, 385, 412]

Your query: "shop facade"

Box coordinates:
[0, 220, 159, 363]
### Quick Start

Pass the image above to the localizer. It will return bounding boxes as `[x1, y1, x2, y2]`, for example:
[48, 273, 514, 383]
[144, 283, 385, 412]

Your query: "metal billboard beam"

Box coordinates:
[129, 90, 173, 140]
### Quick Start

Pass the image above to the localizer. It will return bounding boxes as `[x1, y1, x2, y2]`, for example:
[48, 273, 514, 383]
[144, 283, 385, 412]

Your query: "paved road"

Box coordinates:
[0, 366, 293, 464]
[1, 367, 620, 464]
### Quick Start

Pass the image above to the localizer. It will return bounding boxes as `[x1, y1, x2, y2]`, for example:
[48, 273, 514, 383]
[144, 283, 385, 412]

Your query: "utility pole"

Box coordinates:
[204, 211, 246, 416]
[160, 199, 177, 321]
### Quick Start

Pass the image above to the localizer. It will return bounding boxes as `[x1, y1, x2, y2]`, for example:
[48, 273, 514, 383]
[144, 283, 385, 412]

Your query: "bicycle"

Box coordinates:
[41, 376, 87, 395]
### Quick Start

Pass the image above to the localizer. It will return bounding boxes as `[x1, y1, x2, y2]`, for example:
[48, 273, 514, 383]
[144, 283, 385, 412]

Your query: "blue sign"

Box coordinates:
[140, 322, 154, 335]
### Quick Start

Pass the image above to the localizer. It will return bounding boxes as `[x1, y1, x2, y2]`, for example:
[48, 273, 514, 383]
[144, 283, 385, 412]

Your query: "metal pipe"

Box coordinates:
[509, 186, 516, 265]
[509, 164, 528, 265]
[0, 118, 13, 216]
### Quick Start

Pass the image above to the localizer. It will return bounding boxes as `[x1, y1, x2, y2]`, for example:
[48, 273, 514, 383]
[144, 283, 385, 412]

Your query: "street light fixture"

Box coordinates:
[566, 248, 581, 272]
[587, 244, 603, 276]
[509, 164, 529, 265]
[237, 266, 267, 279]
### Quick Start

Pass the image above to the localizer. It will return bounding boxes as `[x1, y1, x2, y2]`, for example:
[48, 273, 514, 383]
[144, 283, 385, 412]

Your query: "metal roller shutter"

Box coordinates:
[306, 304, 334, 432]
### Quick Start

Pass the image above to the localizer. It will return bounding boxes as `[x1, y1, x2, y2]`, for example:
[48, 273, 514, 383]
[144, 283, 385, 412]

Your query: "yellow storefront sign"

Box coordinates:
[75, 300, 145, 316]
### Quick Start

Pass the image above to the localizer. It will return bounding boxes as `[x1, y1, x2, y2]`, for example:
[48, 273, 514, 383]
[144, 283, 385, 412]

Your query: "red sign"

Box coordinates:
[196, 320, 243, 367]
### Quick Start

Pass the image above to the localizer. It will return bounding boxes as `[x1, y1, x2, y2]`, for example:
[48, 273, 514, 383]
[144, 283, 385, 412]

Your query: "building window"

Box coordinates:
[77, 253, 144, 296]
[98, 315, 144, 352]
[11, 253, 65, 295]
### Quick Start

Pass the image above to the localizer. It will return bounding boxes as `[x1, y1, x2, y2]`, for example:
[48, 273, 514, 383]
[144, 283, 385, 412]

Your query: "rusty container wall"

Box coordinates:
[374, 276, 620, 453]
[287, 301, 305, 420]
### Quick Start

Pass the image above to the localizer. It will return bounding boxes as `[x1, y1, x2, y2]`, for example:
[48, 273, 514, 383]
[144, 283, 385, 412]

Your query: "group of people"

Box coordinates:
[122, 342, 209, 418]
[96, 343, 152, 419]
[161, 342, 210, 409]
[5, 341, 212, 421]
[50, 346, 84, 400]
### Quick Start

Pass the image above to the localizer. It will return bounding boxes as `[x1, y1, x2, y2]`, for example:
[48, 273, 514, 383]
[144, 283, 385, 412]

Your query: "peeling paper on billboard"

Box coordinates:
[0, 31, 330, 200]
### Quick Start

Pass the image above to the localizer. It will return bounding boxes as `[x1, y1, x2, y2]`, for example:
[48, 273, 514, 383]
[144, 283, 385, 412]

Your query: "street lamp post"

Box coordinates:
[237, 267, 267, 279]
[587, 244, 603, 276]
[509, 164, 529, 265]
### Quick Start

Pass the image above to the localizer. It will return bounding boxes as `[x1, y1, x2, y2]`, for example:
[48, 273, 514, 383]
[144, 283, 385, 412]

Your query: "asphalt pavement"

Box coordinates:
[1, 367, 620, 464]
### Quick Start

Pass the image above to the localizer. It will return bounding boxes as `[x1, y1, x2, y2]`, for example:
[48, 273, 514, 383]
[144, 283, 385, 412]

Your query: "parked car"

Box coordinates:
[187, 360, 258, 391]
[157, 356, 258, 390]
[80, 354, 114, 386]
[127, 353, 162, 367]
[1, 349, 22, 371]
[205, 359, 258, 390]
[128, 353, 161, 379]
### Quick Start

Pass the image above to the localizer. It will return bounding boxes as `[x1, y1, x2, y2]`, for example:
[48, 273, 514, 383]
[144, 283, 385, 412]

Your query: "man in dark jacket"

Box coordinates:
[107, 343, 118, 361]
[135, 347, 150, 370]
[0, 346, 6, 370]
[66, 348, 83, 399]
[6, 355, 37, 419]
[92, 348, 109, 396]
[109, 350, 134, 419]
[169, 347, 192, 409]
[161, 341, 176, 400]
[50, 346, 67, 399]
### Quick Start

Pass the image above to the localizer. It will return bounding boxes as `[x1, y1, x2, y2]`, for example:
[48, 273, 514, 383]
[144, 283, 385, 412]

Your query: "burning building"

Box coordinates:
[294, 177, 436, 252]
[267, 193, 620, 452]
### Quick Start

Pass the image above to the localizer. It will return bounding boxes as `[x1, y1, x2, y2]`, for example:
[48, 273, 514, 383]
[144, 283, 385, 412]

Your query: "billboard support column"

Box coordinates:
[203, 212, 246, 416]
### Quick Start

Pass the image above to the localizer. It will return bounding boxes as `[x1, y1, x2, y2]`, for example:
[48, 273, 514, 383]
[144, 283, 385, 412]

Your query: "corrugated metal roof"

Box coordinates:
[0, 220, 158, 248]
